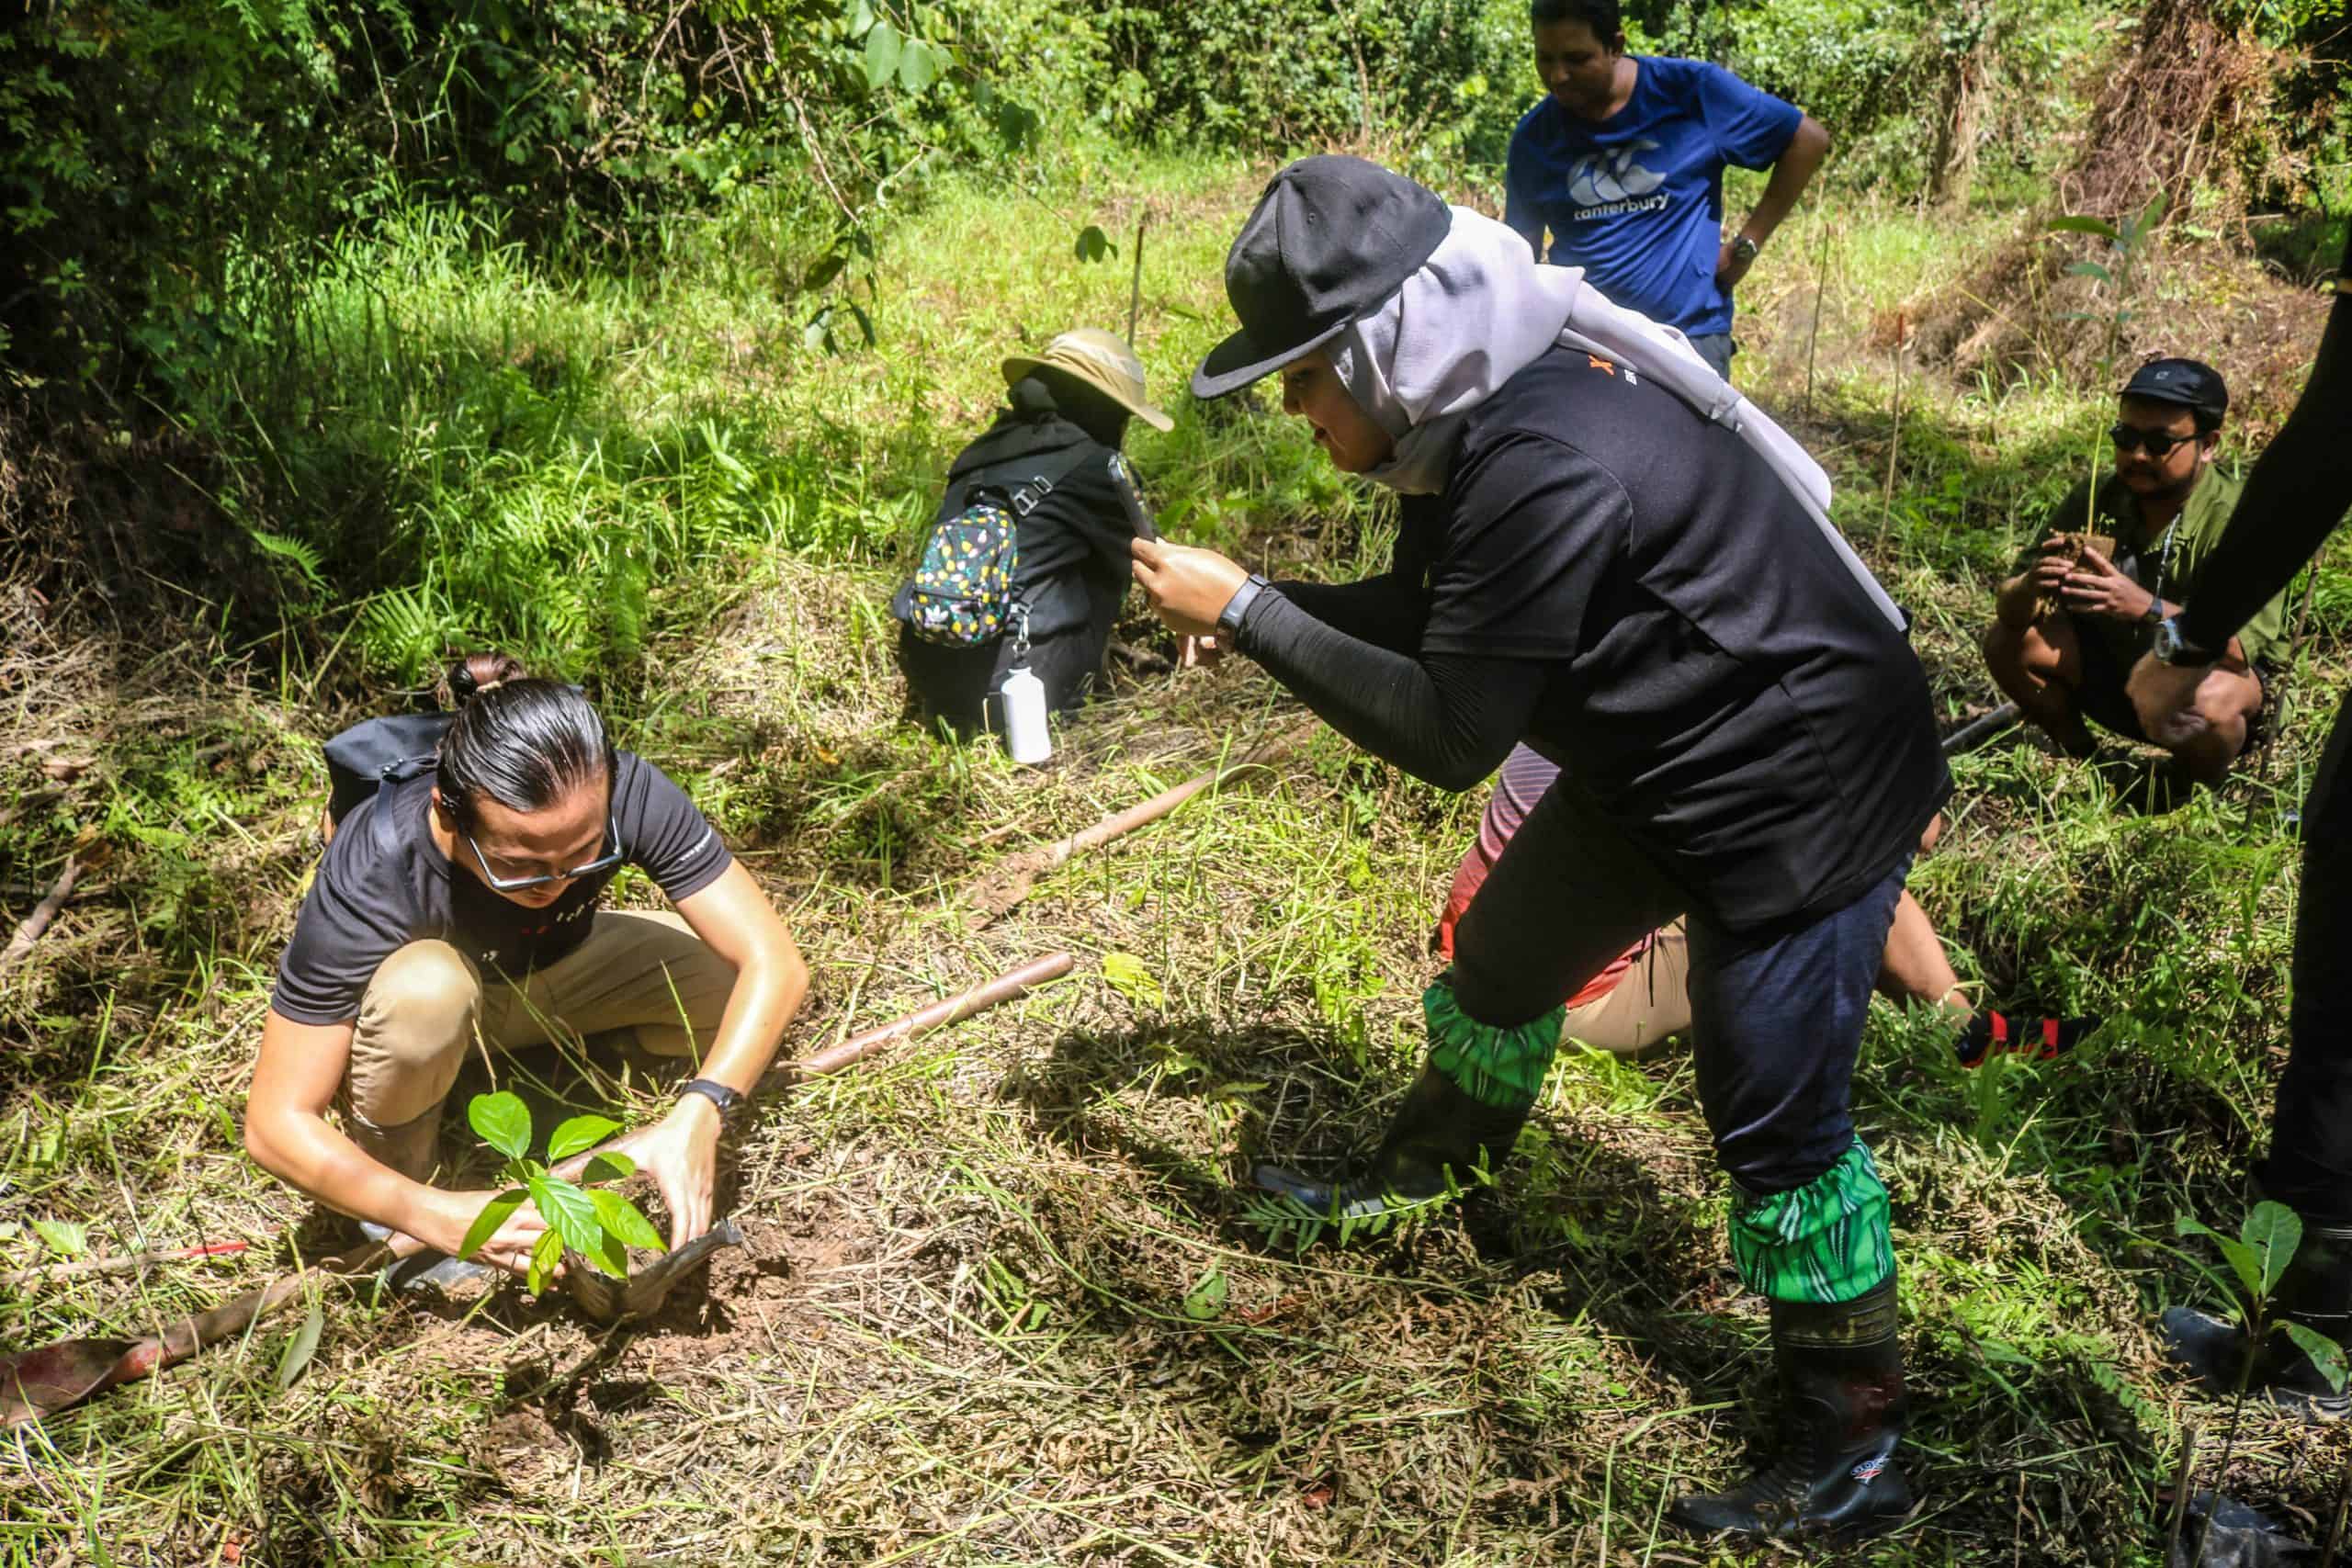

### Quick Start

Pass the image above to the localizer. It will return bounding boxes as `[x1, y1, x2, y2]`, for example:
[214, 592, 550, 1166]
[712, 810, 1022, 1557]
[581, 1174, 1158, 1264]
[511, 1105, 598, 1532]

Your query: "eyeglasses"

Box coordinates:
[2110, 423, 2199, 458]
[465, 815, 623, 892]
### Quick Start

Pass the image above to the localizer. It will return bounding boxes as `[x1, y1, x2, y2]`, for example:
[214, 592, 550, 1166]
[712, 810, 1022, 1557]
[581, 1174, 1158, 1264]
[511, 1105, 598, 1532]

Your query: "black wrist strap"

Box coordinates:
[680, 1077, 748, 1127]
[1217, 573, 1272, 636]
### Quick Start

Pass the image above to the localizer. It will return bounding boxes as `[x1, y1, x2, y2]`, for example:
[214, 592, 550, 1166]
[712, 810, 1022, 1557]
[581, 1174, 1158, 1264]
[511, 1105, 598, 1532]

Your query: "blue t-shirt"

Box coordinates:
[1504, 56, 1801, 339]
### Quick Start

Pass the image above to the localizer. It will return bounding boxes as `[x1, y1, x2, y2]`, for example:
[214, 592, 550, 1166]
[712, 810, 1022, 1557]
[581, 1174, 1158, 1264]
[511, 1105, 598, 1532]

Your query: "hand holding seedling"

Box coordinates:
[459, 1091, 666, 1294]
[2059, 545, 2158, 621]
[602, 1097, 720, 1247]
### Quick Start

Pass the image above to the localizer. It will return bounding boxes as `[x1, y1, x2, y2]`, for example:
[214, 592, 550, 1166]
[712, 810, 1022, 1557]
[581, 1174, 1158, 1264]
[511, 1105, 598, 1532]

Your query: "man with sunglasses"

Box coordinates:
[1984, 358, 2286, 788]
[246, 670, 808, 1280]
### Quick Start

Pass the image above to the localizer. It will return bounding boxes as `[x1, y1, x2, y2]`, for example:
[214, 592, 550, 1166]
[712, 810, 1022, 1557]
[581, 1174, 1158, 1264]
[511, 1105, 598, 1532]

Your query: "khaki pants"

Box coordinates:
[1559, 921, 1692, 1055]
[343, 911, 736, 1163]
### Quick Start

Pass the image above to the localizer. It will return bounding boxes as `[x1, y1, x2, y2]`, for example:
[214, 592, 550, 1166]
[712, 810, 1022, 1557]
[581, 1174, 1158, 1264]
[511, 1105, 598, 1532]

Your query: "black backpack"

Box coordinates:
[322, 712, 453, 827]
[892, 444, 1092, 646]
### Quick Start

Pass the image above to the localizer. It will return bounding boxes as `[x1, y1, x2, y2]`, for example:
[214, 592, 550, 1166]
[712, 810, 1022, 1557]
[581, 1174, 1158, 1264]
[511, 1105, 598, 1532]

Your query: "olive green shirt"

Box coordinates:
[2018, 465, 2288, 666]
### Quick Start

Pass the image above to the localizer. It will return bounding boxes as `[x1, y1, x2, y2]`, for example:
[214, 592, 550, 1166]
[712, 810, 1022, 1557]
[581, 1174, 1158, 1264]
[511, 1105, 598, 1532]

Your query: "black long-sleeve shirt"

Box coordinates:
[1235, 344, 1950, 933]
[2179, 238, 2352, 653]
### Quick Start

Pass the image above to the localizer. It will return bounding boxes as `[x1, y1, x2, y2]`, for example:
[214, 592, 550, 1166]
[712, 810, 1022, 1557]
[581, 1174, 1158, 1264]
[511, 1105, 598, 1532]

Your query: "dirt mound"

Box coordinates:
[1907, 0, 2319, 424]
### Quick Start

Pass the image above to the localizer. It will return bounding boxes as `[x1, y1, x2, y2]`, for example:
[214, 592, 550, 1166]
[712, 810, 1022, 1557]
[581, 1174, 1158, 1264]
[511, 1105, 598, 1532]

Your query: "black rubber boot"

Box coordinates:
[1252, 1065, 1536, 1221]
[1671, 1280, 1912, 1543]
[2162, 1216, 2352, 1423]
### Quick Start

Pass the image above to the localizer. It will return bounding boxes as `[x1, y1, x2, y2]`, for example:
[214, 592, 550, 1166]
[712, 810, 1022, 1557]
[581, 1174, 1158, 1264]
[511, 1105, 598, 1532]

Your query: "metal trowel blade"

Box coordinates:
[565, 1216, 744, 1325]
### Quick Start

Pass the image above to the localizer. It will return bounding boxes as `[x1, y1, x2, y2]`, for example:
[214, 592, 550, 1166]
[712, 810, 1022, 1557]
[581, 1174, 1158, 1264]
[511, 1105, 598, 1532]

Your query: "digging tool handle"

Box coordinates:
[791, 951, 1074, 1078]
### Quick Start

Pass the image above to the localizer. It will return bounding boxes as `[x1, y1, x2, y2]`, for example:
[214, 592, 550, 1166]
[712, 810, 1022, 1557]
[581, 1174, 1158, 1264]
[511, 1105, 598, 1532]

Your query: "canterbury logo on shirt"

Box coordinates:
[1566, 141, 1668, 217]
[1567, 142, 1666, 201]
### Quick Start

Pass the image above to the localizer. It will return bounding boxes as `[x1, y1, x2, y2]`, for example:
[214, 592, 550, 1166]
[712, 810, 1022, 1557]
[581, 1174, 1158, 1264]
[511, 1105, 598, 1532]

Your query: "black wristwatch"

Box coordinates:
[1729, 233, 1760, 264]
[2152, 615, 2218, 668]
[679, 1077, 749, 1130]
[1216, 572, 1272, 636]
[2141, 594, 2165, 629]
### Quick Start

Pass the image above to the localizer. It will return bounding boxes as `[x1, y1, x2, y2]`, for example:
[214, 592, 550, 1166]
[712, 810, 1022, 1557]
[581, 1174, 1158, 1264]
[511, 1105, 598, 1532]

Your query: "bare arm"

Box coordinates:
[1718, 115, 1830, 288]
[1744, 114, 1829, 249]
[611, 859, 810, 1245]
[244, 1009, 546, 1273]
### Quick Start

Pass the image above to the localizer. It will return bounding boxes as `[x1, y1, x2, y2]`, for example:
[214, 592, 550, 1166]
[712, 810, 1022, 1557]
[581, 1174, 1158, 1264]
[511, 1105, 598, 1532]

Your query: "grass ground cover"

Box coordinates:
[6, 152, 2352, 1563]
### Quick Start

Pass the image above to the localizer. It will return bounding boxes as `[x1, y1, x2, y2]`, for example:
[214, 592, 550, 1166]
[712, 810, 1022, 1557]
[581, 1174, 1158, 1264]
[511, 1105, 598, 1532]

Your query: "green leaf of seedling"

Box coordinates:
[591, 1188, 666, 1254]
[31, 1219, 87, 1257]
[849, 0, 875, 33]
[1182, 1269, 1228, 1321]
[469, 1092, 532, 1161]
[2065, 261, 2112, 283]
[548, 1113, 621, 1163]
[2178, 1215, 2266, 1305]
[527, 1228, 564, 1295]
[458, 1189, 527, 1260]
[863, 21, 901, 90]
[591, 1228, 628, 1279]
[527, 1176, 604, 1258]
[2245, 1201, 2304, 1295]
[2048, 215, 2120, 240]
[1074, 225, 1115, 265]
[2283, 1322, 2350, 1393]
[582, 1152, 635, 1185]
[276, 1301, 323, 1391]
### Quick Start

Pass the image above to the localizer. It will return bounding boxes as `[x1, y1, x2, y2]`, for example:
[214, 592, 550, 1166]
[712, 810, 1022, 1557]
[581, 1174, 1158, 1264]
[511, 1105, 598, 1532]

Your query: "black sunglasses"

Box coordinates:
[2109, 423, 2200, 458]
[465, 815, 623, 892]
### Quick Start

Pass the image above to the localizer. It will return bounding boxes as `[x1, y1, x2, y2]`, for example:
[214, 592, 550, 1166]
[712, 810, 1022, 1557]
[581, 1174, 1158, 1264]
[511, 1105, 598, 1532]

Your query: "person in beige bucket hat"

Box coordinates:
[1001, 329, 1174, 433]
[891, 327, 1168, 736]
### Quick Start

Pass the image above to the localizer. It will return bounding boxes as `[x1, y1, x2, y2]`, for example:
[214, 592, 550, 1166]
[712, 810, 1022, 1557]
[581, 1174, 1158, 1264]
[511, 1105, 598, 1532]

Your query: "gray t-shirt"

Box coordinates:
[272, 750, 731, 1025]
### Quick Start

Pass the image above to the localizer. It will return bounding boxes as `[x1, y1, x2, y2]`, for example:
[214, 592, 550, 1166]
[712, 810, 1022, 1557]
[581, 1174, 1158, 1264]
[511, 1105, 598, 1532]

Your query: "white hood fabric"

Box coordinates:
[1328, 207, 1903, 631]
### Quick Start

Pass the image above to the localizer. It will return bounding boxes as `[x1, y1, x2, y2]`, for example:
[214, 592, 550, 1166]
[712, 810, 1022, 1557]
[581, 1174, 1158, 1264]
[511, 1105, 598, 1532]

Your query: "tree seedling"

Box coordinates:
[459, 1091, 665, 1293]
[2173, 1199, 2349, 1552]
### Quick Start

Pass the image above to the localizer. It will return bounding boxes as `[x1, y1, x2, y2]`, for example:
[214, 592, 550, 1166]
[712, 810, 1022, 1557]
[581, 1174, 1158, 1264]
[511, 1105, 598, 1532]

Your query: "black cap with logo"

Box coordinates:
[2120, 357, 2229, 425]
[1192, 156, 1453, 400]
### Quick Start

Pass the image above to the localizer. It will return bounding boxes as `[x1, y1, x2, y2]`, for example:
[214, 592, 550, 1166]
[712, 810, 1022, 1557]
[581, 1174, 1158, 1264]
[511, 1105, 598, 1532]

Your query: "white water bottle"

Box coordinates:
[1000, 663, 1052, 765]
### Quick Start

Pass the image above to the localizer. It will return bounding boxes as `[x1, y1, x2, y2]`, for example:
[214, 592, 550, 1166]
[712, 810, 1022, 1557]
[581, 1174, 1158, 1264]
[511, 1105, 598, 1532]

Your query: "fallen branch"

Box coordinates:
[0, 856, 79, 974]
[792, 950, 1075, 1077]
[1, 950, 1077, 1427]
[0, 1241, 249, 1291]
[964, 725, 1311, 922]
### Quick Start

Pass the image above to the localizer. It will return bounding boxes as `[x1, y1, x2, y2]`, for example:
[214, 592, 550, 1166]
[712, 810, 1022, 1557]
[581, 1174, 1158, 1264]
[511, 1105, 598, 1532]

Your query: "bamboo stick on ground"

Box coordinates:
[0, 855, 79, 974]
[964, 724, 1311, 922]
[0, 1240, 250, 1291]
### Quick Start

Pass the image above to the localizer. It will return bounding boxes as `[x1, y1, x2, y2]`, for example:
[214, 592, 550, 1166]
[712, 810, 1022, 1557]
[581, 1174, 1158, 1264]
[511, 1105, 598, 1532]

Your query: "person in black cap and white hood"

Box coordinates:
[1984, 357, 2285, 791]
[1133, 154, 1948, 1542]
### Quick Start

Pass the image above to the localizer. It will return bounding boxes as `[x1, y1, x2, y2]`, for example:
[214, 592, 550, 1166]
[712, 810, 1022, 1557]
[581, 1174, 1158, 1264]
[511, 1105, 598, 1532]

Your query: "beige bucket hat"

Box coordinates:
[1001, 328, 1173, 432]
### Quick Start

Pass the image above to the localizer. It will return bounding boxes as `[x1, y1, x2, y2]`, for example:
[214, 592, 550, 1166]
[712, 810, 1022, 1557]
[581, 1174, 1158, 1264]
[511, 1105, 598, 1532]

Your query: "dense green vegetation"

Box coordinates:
[6, 0, 2352, 1562]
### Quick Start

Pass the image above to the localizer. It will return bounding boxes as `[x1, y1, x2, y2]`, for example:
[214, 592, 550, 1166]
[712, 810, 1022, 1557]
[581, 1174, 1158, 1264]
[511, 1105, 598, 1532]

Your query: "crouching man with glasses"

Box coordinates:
[244, 673, 808, 1279]
[1983, 358, 2290, 791]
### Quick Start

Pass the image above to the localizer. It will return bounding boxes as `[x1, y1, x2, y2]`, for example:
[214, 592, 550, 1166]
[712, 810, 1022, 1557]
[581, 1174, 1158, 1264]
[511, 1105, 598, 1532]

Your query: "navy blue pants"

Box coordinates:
[2261, 689, 2352, 1222]
[1451, 777, 1908, 1195]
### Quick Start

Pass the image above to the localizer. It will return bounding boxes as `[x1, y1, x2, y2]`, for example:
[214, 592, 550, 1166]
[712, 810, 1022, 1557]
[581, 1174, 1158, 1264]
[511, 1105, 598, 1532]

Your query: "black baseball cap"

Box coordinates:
[1192, 156, 1453, 400]
[2120, 357, 2228, 423]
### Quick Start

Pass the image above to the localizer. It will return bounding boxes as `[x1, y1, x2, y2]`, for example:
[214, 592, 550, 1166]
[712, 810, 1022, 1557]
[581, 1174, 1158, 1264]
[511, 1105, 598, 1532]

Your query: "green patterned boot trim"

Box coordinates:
[1423, 978, 1565, 1111]
[1729, 1142, 1896, 1305]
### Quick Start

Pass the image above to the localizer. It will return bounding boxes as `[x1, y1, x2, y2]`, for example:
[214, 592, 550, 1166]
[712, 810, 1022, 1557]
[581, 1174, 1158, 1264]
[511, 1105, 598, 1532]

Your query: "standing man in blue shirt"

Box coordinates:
[1504, 0, 1830, 381]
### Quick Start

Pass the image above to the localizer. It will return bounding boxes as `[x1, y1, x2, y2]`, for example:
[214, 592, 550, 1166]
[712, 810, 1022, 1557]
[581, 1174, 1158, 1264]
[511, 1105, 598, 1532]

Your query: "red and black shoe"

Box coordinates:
[1956, 1011, 2098, 1067]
